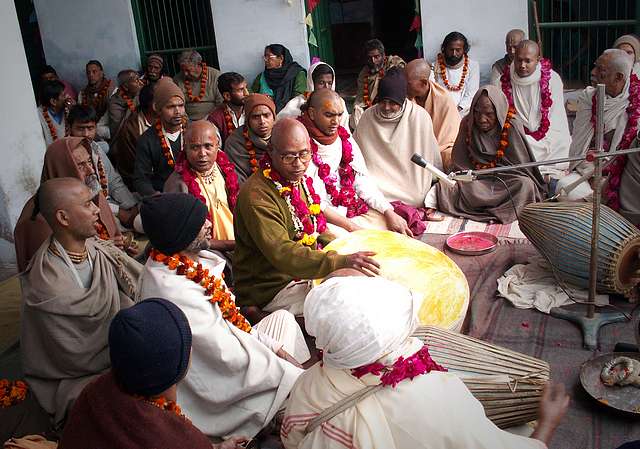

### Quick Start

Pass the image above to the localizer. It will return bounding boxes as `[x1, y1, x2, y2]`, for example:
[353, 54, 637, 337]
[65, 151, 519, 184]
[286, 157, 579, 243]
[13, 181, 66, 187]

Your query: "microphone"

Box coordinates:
[411, 153, 456, 187]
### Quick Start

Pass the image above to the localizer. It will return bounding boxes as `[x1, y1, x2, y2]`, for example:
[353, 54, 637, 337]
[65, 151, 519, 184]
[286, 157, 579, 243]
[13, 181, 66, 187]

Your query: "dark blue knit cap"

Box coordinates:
[109, 298, 192, 396]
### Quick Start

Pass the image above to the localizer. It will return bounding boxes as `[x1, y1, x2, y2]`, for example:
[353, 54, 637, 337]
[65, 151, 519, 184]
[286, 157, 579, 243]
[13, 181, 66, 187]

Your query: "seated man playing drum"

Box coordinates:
[233, 118, 380, 318]
[282, 273, 570, 449]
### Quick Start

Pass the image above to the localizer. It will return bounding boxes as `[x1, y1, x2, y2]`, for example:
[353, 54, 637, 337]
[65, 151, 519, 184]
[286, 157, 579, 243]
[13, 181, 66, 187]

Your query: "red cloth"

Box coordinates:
[58, 372, 212, 449]
[391, 201, 427, 236]
[207, 104, 232, 145]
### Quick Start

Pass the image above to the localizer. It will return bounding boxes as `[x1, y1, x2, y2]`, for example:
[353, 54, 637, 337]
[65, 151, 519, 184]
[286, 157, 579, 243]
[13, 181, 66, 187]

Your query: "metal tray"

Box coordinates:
[580, 352, 640, 415]
[445, 231, 498, 256]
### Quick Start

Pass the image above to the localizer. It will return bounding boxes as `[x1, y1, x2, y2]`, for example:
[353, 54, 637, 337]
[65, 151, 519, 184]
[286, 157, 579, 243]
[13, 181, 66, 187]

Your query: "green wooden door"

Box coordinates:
[308, 1, 335, 66]
[131, 0, 219, 76]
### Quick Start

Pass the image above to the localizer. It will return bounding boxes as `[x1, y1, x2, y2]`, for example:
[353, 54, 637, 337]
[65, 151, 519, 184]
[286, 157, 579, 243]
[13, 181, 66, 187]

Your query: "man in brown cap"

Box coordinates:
[224, 93, 276, 184]
[133, 78, 186, 196]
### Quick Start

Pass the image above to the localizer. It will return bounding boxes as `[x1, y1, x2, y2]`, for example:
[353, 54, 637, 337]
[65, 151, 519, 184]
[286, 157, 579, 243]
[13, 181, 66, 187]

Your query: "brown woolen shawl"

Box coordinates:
[14, 137, 120, 272]
[437, 85, 546, 223]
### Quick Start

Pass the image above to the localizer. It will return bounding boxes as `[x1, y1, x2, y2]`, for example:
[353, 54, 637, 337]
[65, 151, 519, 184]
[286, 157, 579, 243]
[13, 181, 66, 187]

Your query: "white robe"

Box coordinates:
[277, 61, 350, 128]
[507, 62, 571, 177]
[137, 250, 303, 438]
[432, 58, 480, 116]
[282, 337, 547, 449]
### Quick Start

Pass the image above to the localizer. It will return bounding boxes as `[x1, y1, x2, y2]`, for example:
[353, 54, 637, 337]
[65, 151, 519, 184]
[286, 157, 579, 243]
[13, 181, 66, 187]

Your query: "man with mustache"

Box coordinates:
[351, 39, 405, 128]
[433, 31, 480, 117]
[133, 78, 186, 196]
[558, 49, 640, 222]
[354, 68, 442, 215]
[207, 72, 248, 146]
[19, 177, 141, 429]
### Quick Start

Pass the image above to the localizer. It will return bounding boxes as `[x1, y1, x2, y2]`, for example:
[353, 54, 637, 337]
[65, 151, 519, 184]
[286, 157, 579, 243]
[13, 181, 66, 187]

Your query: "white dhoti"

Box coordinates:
[264, 280, 314, 317]
[254, 309, 311, 364]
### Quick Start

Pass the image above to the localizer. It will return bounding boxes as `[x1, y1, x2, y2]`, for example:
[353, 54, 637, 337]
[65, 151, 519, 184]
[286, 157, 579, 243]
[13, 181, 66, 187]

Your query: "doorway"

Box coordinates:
[309, 0, 420, 102]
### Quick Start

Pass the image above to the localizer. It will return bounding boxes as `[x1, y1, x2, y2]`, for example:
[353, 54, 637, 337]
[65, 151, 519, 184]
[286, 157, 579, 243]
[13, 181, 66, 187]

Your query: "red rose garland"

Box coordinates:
[501, 58, 553, 141]
[309, 126, 369, 218]
[261, 154, 326, 246]
[184, 63, 208, 102]
[590, 74, 640, 211]
[175, 151, 240, 223]
[351, 345, 447, 387]
[437, 53, 469, 92]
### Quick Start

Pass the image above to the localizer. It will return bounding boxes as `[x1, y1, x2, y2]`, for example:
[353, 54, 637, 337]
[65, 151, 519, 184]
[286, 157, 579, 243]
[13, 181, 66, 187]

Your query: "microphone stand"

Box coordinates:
[443, 84, 640, 349]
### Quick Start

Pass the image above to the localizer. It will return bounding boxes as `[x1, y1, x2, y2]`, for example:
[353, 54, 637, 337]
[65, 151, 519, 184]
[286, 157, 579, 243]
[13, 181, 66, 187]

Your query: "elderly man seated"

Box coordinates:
[20, 178, 141, 428]
[557, 48, 640, 224]
[233, 118, 381, 317]
[434, 86, 546, 223]
[174, 49, 223, 120]
[165, 121, 236, 253]
[60, 298, 249, 449]
[299, 89, 411, 235]
[354, 67, 442, 214]
[282, 274, 569, 449]
[139, 192, 309, 439]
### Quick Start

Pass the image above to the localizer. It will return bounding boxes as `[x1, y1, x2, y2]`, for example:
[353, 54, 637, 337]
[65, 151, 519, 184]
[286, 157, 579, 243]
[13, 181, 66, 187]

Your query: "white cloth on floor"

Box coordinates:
[497, 256, 609, 313]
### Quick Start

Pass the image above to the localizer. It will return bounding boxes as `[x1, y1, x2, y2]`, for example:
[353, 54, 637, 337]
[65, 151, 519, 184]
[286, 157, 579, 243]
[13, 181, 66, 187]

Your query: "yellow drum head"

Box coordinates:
[316, 230, 470, 330]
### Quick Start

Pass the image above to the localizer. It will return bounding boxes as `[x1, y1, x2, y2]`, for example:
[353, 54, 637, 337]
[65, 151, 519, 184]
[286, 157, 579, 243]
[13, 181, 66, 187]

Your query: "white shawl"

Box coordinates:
[137, 250, 302, 438]
[509, 62, 571, 175]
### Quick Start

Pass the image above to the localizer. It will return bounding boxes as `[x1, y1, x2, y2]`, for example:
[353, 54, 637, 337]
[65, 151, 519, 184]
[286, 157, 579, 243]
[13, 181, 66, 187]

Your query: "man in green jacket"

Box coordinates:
[233, 118, 380, 318]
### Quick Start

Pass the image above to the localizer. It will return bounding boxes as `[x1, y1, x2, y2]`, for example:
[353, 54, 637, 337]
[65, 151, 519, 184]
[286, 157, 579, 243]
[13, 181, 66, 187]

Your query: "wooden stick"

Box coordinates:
[533, 0, 543, 57]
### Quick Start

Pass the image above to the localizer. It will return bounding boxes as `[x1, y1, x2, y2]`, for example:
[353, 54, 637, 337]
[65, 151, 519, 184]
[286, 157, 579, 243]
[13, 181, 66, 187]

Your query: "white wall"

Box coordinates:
[0, 0, 47, 279]
[420, 0, 528, 84]
[33, 0, 141, 90]
[211, 0, 310, 83]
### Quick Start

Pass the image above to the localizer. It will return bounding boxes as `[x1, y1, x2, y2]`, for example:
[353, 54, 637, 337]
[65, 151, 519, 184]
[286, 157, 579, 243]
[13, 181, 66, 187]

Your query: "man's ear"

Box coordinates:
[223, 91, 231, 103]
[55, 209, 70, 228]
[308, 106, 316, 121]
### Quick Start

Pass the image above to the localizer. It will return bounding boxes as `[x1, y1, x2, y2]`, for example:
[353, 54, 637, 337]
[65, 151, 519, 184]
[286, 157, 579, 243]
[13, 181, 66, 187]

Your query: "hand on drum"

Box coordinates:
[345, 251, 380, 276]
[384, 209, 413, 237]
[532, 382, 570, 445]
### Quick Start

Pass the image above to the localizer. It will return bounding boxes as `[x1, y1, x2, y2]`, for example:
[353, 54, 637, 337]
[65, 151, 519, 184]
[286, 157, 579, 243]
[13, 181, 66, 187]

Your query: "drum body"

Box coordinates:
[413, 326, 550, 428]
[318, 229, 469, 331]
[519, 202, 640, 300]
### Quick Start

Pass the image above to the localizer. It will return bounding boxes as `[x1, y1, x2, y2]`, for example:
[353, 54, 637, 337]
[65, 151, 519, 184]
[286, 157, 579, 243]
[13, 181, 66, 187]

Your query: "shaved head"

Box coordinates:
[269, 118, 311, 182]
[184, 119, 218, 144]
[506, 29, 525, 42]
[308, 88, 341, 110]
[505, 30, 526, 63]
[271, 118, 309, 152]
[184, 120, 219, 174]
[307, 89, 344, 136]
[38, 178, 87, 225]
[406, 58, 432, 100]
[514, 40, 541, 78]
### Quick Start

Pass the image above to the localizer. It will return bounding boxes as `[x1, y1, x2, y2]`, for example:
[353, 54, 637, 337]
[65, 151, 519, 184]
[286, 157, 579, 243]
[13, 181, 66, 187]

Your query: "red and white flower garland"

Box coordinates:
[261, 156, 326, 246]
[309, 126, 368, 218]
[501, 58, 553, 141]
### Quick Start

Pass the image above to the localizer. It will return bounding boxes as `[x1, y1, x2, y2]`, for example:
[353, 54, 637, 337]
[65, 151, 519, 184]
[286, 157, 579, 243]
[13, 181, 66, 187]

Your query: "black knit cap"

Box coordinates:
[140, 193, 208, 254]
[377, 66, 407, 106]
[109, 298, 192, 396]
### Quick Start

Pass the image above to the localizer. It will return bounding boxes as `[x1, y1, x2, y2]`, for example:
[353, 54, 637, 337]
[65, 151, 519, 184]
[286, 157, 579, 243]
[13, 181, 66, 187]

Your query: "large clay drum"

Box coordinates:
[318, 229, 470, 331]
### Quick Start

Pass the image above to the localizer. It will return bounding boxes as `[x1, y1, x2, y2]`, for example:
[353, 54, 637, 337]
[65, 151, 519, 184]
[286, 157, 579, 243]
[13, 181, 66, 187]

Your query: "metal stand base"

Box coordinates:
[550, 307, 627, 350]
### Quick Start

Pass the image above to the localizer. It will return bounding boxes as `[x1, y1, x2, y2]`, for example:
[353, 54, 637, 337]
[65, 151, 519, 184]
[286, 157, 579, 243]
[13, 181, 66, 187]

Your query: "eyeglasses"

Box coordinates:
[280, 151, 312, 165]
[263, 55, 280, 61]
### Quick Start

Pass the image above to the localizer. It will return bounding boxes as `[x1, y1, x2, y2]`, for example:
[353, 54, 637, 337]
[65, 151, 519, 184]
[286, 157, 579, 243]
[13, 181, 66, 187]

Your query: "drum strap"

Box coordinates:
[303, 384, 383, 435]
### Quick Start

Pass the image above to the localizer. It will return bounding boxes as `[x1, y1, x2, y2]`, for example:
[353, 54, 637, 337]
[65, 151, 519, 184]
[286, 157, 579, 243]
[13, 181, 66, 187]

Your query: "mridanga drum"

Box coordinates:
[413, 326, 550, 428]
[317, 229, 469, 331]
[519, 202, 640, 301]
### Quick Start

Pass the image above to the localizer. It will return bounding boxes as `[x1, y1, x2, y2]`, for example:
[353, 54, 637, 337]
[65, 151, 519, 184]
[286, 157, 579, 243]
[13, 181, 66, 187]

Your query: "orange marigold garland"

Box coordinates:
[137, 394, 189, 421]
[0, 379, 28, 408]
[155, 119, 181, 167]
[467, 105, 516, 169]
[184, 63, 208, 102]
[362, 59, 386, 108]
[81, 80, 112, 118]
[223, 105, 239, 135]
[243, 126, 259, 174]
[150, 249, 252, 332]
[94, 153, 109, 198]
[119, 89, 136, 113]
[437, 53, 469, 92]
[42, 106, 60, 141]
[94, 219, 111, 240]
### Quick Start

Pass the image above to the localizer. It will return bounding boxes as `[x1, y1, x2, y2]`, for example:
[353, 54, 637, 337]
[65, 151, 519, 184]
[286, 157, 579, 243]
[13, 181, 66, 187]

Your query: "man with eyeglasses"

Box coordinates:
[233, 118, 381, 320]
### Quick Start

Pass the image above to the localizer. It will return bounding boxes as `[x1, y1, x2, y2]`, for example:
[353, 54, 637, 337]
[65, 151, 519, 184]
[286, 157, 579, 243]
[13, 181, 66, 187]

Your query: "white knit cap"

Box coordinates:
[304, 276, 422, 370]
